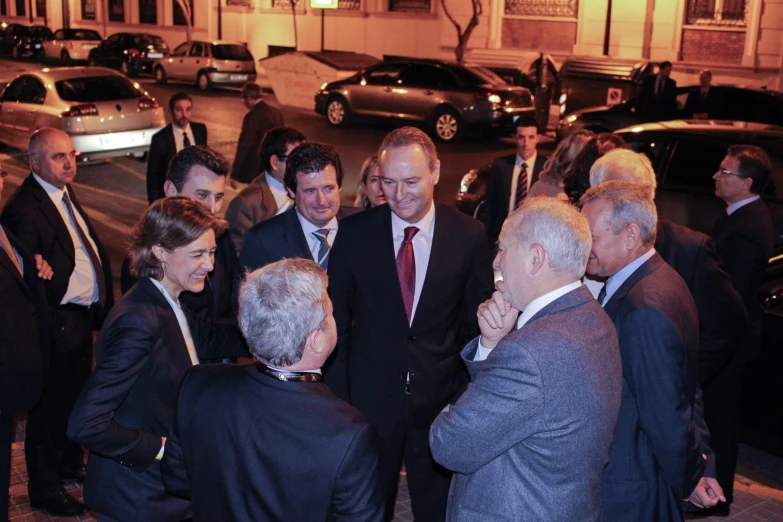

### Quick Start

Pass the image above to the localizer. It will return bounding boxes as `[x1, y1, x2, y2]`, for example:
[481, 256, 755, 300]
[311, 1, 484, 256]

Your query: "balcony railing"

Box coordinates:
[504, 0, 578, 17]
[389, 0, 430, 13]
[686, 0, 747, 26]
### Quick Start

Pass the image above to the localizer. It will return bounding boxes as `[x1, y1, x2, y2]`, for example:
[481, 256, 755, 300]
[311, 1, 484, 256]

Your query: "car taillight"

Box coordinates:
[128, 48, 140, 57]
[61, 104, 98, 117]
[138, 97, 160, 110]
[477, 91, 502, 104]
[68, 41, 74, 50]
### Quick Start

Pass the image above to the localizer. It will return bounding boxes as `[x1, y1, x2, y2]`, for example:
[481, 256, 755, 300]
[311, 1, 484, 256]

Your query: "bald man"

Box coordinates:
[1, 128, 114, 517]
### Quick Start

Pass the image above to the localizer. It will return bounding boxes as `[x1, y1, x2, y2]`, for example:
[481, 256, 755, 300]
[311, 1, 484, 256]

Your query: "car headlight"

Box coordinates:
[319, 82, 328, 91]
[460, 172, 477, 193]
[487, 94, 501, 104]
[564, 114, 578, 124]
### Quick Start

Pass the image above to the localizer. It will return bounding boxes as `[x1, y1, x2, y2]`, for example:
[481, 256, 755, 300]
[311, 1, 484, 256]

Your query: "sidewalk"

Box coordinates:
[7, 440, 783, 522]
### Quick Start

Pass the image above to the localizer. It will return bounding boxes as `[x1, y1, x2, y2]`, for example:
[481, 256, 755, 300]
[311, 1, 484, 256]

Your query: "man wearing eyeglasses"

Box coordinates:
[705, 145, 774, 516]
[225, 127, 305, 254]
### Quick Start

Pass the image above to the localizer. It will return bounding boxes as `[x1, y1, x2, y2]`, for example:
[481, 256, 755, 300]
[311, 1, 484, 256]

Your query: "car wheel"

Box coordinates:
[197, 72, 212, 91]
[326, 96, 350, 127]
[432, 107, 461, 142]
[61, 50, 72, 65]
[155, 66, 167, 85]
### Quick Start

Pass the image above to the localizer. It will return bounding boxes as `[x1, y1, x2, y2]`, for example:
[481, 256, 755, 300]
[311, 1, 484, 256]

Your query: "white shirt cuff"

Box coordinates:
[475, 339, 493, 362]
[156, 440, 165, 460]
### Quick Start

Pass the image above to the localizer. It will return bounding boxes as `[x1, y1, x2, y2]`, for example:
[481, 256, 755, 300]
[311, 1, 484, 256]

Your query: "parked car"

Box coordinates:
[557, 85, 783, 141]
[0, 24, 51, 59]
[0, 66, 166, 160]
[153, 40, 256, 90]
[42, 28, 102, 64]
[87, 33, 169, 77]
[314, 58, 535, 142]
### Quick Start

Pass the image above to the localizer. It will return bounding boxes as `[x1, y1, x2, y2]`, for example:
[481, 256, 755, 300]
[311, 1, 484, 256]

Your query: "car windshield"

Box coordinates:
[211, 44, 253, 61]
[66, 30, 101, 40]
[134, 35, 167, 49]
[456, 65, 507, 86]
[55, 76, 141, 102]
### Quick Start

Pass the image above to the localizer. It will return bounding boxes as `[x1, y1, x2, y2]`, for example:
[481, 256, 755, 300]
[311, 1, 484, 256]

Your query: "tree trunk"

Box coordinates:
[175, 0, 193, 41]
[441, 0, 482, 65]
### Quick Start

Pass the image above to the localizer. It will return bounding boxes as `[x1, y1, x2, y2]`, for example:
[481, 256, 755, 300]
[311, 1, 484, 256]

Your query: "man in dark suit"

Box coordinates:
[430, 198, 622, 521]
[161, 258, 384, 521]
[638, 61, 678, 122]
[146, 92, 208, 203]
[478, 116, 547, 247]
[0, 165, 51, 522]
[1, 128, 115, 516]
[225, 126, 305, 253]
[706, 145, 775, 515]
[240, 142, 356, 273]
[325, 127, 494, 521]
[683, 70, 724, 120]
[581, 182, 723, 521]
[230, 82, 285, 186]
[122, 147, 240, 330]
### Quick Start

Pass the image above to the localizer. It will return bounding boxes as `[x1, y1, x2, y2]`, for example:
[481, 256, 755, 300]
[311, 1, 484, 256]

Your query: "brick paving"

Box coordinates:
[7, 439, 783, 522]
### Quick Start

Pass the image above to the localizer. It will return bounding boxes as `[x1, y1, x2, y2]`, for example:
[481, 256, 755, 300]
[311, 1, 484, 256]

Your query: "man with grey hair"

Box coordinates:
[430, 198, 623, 521]
[581, 181, 724, 521]
[161, 258, 383, 521]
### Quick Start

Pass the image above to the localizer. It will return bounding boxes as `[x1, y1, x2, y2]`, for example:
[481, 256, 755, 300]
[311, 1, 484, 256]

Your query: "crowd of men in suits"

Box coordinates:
[0, 82, 775, 522]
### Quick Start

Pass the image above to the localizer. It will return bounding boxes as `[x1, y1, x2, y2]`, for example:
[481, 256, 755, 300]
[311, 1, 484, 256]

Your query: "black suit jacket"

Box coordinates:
[161, 364, 384, 522]
[711, 199, 774, 360]
[655, 219, 747, 385]
[1, 175, 114, 327]
[67, 277, 245, 521]
[479, 153, 546, 246]
[683, 87, 725, 119]
[638, 74, 678, 122]
[0, 229, 47, 415]
[239, 206, 360, 273]
[602, 254, 707, 521]
[146, 122, 208, 203]
[325, 204, 494, 433]
[230, 101, 285, 184]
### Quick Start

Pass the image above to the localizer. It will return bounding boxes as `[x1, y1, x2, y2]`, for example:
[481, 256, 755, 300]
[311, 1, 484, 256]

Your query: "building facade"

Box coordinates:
[2, 0, 781, 89]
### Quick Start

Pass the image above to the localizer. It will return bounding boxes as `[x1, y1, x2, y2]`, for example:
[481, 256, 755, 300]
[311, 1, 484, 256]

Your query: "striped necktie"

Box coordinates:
[312, 229, 331, 271]
[514, 162, 528, 210]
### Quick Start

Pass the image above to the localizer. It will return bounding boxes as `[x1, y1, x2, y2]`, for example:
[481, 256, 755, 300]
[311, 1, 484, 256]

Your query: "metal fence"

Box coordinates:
[504, 0, 578, 17]
[389, 0, 430, 13]
[686, 0, 747, 26]
[271, 0, 360, 8]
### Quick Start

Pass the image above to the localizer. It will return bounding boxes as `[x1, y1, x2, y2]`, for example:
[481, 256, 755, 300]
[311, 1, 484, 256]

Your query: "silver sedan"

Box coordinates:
[0, 66, 165, 160]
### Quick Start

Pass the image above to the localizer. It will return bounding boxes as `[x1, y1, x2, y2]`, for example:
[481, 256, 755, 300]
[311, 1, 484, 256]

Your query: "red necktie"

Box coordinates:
[396, 226, 419, 324]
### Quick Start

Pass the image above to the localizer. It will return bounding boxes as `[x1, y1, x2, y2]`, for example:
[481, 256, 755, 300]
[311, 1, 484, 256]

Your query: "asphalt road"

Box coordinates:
[0, 59, 549, 294]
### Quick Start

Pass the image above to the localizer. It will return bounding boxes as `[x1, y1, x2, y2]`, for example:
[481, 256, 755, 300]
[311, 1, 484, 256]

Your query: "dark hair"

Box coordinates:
[259, 127, 307, 173]
[284, 142, 343, 193]
[659, 61, 672, 70]
[514, 116, 540, 135]
[728, 144, 772, 194]
[166, 146, 230, 192]
[563, 133, 628, 205]
[168, 92, 192, 112]
[129, 197, 224, 280]
[241, 82, 263, 100]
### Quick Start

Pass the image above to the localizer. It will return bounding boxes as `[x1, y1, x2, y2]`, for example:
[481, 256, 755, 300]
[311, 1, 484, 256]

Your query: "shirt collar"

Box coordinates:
[267, 365, 322, 375]
[265, 172, 286, 192]
[603, 248, 656, 305]
[726, 195, 760, 216]
[172, 122, 191, 134]
[516, 281, 581, 329]
[32, 172, 66, 199]
[296, 209, 338, 236]
[391, 201, 436, 238]
[516, 152, 536, 168]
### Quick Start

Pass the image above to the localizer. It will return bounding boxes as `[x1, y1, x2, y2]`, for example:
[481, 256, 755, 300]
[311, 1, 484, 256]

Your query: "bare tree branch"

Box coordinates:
[440, 0, 483, 63]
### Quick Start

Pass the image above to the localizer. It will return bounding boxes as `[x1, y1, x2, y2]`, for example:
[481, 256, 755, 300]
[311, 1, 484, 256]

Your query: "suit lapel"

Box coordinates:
[284, 208, 313, 261]
[140, 278, 193, 374]
[26, 176, 75, 257]
[165, 124, 177, 156]
[259, 176, 278, 216]
[501, 155, 515, 202]
[603, 253, 665, 317]
[378, 207, 410, 326]
[411, 204, 452, 329]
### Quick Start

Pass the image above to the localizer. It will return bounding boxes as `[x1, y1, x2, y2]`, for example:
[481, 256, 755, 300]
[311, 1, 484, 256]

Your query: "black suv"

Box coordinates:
[87, 32, 169, 77]
[0, 24, 51, 59]
[557, 85, 783, 141]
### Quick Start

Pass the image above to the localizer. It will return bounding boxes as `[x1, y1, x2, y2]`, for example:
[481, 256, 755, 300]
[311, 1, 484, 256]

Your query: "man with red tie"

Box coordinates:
[325, 127, 493, 521]
[1, 128, 114, 517]
[478, 117, 547, 247]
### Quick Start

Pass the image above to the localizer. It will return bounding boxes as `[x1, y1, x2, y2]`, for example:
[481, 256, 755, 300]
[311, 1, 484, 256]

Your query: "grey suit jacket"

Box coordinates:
[430, 285, 623, 522]
[224, 173, 280, 254]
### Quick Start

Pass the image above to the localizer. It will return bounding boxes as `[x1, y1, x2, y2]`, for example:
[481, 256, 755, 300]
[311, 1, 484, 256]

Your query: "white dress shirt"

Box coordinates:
[475, 280, 582, 361]
[726, 195, 760, 216]
[172, 123, 196, 152]
[33, 174, 101, 306]
[297, 210, 338, 263]
[265, 173, 292, 215]
[600, 248, 656, 307]
[508, 152, 537, 214]
[392, 202, 436, 325]
[149, 278, 200, 366]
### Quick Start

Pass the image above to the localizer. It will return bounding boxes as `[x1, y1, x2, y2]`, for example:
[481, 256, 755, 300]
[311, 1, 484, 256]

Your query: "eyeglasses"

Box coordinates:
[276, 154, 288, 161]
[0, 170, 7, 179]
[716, 168, 746, 179]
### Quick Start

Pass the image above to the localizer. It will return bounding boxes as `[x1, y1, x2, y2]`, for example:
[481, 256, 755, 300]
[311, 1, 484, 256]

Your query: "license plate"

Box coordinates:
[101, 134, 137, 149]
[34, 43, 41, 49]
[230, 74, 248, 81]
[147, 52, 163, 59]
[83, 43, 98, 49]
